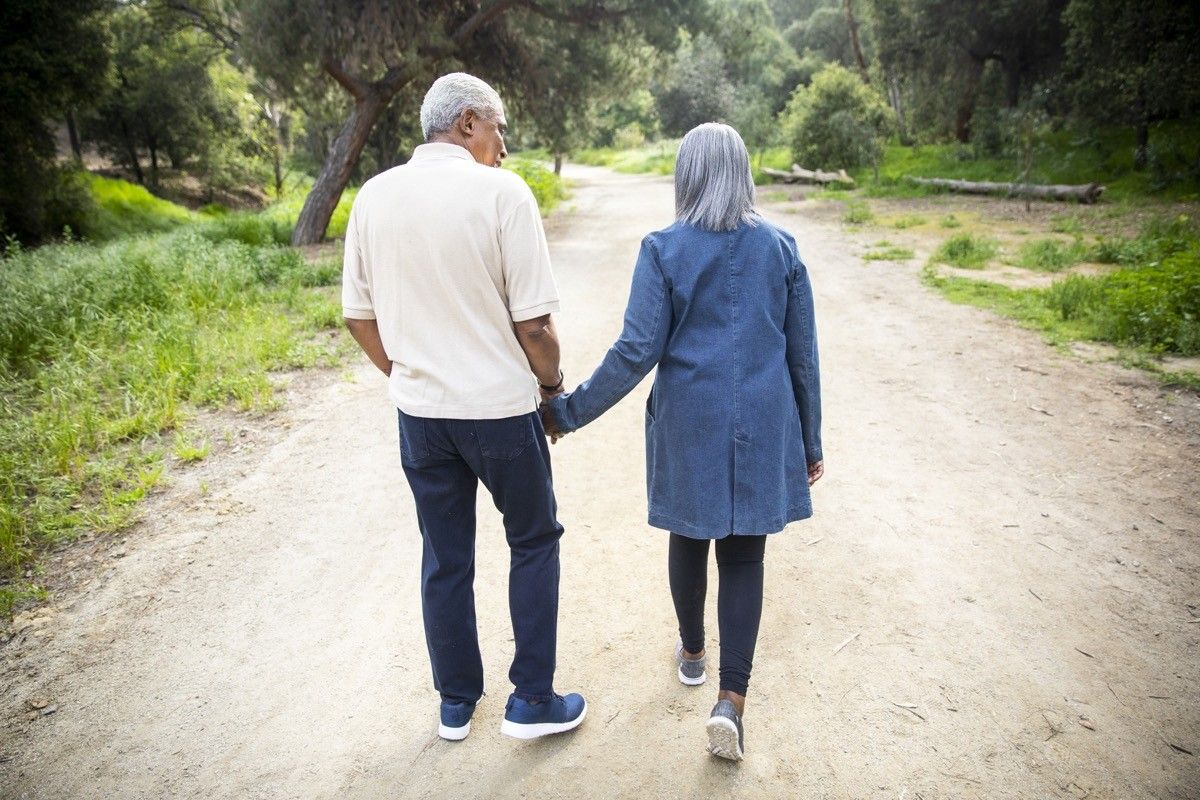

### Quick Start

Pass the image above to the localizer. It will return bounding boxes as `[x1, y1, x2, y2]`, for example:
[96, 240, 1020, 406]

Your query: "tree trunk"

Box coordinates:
[843, 0, 869, 81]
[274, 144, 284, 197]
[553, 153, 563, 175]
[291, 92, 390, 245]
[1135, 121, 1149, 170]
[763, 164, 856, 186]
[65, 109, 82, 162]
[886, 71, 908, 144]
[149, 141, 160, 189]
[954, 57, 985, 143]
[906, 176, 1105, 203]
[119, 119, 144, 185]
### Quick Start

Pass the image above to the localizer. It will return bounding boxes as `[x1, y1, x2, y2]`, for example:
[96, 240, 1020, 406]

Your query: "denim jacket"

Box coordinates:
[549, 217, 821, 539]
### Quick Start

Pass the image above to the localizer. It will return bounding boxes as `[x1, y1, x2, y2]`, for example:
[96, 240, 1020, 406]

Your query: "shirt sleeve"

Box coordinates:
[500, 189, 560, 322]
[341, 200, 375, 320]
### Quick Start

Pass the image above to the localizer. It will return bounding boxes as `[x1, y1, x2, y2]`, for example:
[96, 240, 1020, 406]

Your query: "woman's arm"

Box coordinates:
[549, 239, 672, 433]
[784, 250, 822, 465]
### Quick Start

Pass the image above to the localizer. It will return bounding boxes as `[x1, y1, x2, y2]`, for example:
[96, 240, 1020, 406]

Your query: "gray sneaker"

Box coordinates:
[675, 640, 707, 686]
[706, 699, 744, 761]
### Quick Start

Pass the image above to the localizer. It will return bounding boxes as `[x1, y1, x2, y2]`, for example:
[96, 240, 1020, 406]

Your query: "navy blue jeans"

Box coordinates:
[398, 409, 563, 705]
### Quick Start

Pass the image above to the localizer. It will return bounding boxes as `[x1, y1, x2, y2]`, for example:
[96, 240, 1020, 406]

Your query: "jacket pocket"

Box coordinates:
[474, 415, 533, 461]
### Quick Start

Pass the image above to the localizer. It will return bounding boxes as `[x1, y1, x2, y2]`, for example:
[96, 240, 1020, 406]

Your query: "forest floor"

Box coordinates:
[1, 166, 1198, 799]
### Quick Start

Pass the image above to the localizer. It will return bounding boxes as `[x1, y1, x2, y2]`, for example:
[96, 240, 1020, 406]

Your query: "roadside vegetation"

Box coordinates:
[921, 216, 1200, 383]
[3, 0, 1196, 615]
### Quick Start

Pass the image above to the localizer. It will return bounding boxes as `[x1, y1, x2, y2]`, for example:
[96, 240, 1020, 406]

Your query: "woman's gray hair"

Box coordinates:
[674, 123, 758, 232]
[420, 73, 504, 140]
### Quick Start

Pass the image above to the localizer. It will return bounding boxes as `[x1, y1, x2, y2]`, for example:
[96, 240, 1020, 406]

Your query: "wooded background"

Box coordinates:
[3, 0, 1198, 245]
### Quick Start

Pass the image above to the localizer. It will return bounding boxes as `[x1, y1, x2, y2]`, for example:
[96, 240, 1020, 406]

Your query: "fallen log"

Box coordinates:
[762, 164, 856, 186]
[905, 176, 1105, 203]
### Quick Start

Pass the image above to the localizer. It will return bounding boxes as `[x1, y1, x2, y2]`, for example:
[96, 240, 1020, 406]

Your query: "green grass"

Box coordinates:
[571, 118, 1200, 205]
[85, 175, 197, 240]
[864, 246, 915, 261]
[0, 232, 347, 617]
[864, 120, 1200, 202]
[924, 216, 1200, 374]
[1013, 238, 1088, 272]
[575, 141, 679, 176]
[890, 215, 927, 229]
[939, 214, 962, 228]
[172, 433, 210, 463]
[843, 200, 874, 224]
[932, 233, 1000, 269]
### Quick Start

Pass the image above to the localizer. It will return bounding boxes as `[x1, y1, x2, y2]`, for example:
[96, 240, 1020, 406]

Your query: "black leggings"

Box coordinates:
[668, 533, 766, 696]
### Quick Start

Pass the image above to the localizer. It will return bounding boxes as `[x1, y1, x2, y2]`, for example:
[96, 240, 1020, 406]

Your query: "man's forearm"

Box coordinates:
[513, 314, 561, 387]
[344, 317, 392, 376]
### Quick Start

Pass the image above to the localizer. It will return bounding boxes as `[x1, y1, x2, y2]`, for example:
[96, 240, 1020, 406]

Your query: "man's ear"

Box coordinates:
[457, 108, 477, 137]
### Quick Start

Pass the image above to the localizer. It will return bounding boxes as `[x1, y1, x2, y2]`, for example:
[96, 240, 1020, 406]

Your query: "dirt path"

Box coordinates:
[2, 166, 1198, 800]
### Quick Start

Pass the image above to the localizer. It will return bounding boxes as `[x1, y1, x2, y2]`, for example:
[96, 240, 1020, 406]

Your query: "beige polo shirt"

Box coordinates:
[342, 142, 560, 419]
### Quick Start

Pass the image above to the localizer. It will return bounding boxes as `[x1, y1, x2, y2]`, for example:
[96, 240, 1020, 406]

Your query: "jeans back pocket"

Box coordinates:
[397, 411, 432, 467]
[474, 414, 533, 461]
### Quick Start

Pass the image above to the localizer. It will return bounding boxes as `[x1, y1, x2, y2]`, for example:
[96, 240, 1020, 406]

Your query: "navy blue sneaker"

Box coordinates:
[500, 693, 587, 740]
[439, 700, 476, 741]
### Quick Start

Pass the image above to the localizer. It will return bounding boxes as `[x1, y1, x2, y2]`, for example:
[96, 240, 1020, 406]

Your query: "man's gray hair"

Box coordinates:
[420, 72, 504, 141]
[674, 123, 758, 232]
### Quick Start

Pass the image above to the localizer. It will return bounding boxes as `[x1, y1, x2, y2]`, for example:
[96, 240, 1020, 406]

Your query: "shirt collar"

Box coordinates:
[411, 142, 475, 163]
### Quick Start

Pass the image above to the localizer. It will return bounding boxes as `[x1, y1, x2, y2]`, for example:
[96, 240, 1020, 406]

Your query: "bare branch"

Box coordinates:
[322, 56, 370, 99]
[160, 1, 241, 51]
[451, 0, 525, 46]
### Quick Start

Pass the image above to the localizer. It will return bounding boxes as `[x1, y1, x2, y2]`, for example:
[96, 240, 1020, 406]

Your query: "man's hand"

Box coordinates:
[807, 460, 824, 486]
[540, 402, 567, 444]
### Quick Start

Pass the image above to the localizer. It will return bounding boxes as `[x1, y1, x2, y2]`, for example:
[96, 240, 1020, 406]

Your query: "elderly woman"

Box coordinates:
[544, 122, 823, 761]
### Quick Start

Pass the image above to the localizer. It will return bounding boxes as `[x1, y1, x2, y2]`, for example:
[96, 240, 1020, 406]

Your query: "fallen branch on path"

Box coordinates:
[763, 164, 856, 186]
[833, 632, 860, 655]
[905, 176, 1105, 203]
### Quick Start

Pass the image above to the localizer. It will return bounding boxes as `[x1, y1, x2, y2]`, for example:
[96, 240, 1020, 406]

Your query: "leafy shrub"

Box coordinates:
[1016, 238, 1087, 272]
[779, 63, 892, 170]
[933, 234, 999, 269]
[1044, 274, 1103, 320]
[506, 159, 567, 213]
[1092, 246, 1200, 353]
[1089, 214, 1196, 266]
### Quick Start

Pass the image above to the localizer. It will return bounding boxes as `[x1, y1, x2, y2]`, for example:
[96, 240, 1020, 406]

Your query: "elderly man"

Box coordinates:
[341, 72, 586, 742]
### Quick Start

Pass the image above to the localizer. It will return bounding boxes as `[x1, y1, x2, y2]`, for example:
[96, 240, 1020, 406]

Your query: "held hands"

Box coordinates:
[807, 460, 824, 486]
[539, 401, 567, 444]
[537, 370, 567, 443]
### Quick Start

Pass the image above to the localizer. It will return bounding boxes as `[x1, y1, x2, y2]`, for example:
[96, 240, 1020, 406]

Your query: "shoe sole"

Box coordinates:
[438, 721, 470, 741]
[677, 665, 707, 686]
[706, 715, 743, 762]
[500, 701, 588, 740]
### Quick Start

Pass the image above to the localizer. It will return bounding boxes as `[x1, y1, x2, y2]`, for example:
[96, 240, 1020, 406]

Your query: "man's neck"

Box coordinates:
[428, 133, 469, 151]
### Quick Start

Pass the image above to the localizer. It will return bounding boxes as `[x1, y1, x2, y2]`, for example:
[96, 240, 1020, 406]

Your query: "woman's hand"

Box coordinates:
[539, 402, 567, 444]
[807, 460, 824, 486]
